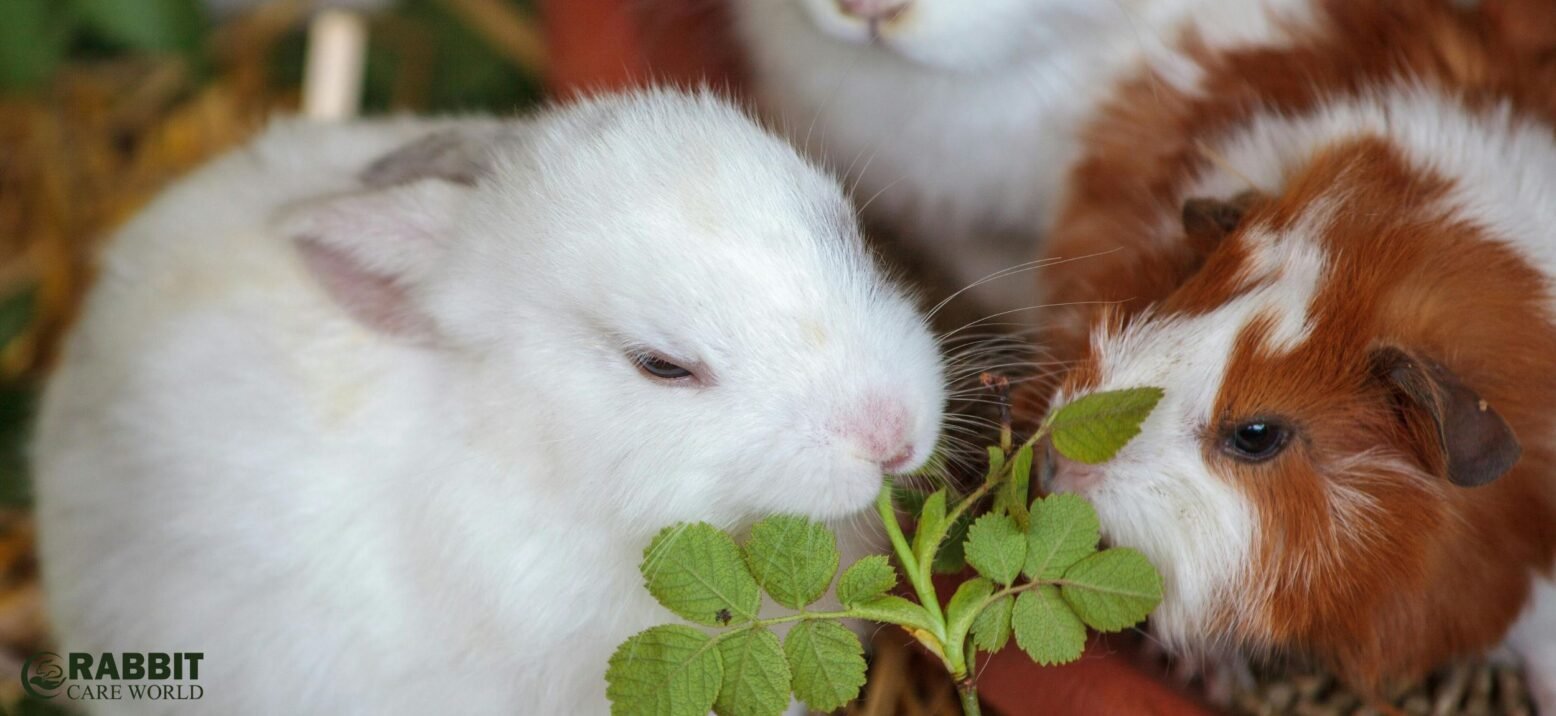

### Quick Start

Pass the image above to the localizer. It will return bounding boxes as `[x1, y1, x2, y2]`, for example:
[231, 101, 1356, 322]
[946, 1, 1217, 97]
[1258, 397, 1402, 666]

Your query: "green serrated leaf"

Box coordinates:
[836, 555, 896, 607]
[985, 446, 1007, 478]
[713, 629, 790, 716]
[642, 523, 761, 627]
[784, 620, 867, 713]
[1049, 387, 1164, 464]
[607, 625, 724, 716]
[1023, 494, 1101, 581]
[912, 489, 948, 566]
[1006, 443, 1034, 530]
[847, 595, 937, 634]
[932, 508, 974, 574]
[945, 577, 995, 643]
[0, 1, 71, 93]
[742, 516, 839, 610]
[1060, 548, 1164, 632]
[75, 0, 204, 53]
[1010, 443, 1034, 486]
[1011, 586, 1087, 666]
[965, 514, 1026, 586]
[970, 595, 1014, 653]
[991, 485, 1017, 522]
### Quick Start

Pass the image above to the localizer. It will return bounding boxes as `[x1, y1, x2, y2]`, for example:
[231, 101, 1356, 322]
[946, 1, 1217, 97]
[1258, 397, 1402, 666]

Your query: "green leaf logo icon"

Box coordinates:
[21, 651, 65, 699]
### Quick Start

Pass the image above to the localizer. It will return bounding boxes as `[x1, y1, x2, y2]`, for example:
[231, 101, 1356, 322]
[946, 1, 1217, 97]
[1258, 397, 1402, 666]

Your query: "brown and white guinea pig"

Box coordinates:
[1029, 0, 1556, 708]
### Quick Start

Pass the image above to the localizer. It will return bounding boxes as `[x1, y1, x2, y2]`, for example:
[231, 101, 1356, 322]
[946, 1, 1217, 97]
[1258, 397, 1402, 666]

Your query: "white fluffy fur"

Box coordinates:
[729, 0, 1315, 314]
[1509, 576, 1556, 714]
[1235, 205, 1333, 352]
[33, 90, 945, 714]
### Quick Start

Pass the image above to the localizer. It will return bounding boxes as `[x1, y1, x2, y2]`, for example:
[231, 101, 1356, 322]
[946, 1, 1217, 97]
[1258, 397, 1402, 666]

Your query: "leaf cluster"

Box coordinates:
[607, 517, 881, 715]
[607, 388, 1167, 716]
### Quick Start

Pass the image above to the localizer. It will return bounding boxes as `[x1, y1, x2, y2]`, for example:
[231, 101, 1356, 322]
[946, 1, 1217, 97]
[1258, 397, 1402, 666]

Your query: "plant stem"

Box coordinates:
[876, 485, 946, 632]
[702, 610, 854, 651]
[942, 475, 999, 532]
[879, 414, 1060, 715]
[978, 577, 1072, 613]
[747, 610, 852, 628]
[944, 424, 1051, 530]
[958, 680, 983, 716]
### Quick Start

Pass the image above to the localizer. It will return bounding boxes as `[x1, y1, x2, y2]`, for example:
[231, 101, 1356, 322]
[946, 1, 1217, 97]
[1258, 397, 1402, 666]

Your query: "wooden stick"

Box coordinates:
[302, 9, 368, 121]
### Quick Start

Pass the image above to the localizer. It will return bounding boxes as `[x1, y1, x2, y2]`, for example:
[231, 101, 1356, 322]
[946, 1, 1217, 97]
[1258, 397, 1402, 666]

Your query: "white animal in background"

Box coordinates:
[730, 0, 1315, 315]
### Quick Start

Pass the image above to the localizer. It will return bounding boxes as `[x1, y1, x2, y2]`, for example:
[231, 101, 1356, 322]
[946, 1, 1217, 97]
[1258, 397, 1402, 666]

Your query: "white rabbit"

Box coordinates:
[728, 0, 1316, 315]
[33, 89, 944, 714]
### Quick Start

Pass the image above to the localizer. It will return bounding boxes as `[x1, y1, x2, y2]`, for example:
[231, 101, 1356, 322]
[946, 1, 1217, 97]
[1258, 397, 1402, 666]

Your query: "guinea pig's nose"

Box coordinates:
[1042, 443, 1104, 494]
[837, 394, 916, 473]
[836, 0, 909, 23]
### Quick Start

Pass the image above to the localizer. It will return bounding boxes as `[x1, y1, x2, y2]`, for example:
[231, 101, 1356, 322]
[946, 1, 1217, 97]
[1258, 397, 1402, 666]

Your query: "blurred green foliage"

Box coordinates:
[267, 0, 543, 113]
[74, 0, 207, 55]
[375, 0, 541, 113]
[0, 0, 77, 91]
[0, 0, 207, 92]
[0, 0, 544, 114]
[4, 696, 75, 716]
[0, 289, 38, 508]
[0, 385, 36, 508]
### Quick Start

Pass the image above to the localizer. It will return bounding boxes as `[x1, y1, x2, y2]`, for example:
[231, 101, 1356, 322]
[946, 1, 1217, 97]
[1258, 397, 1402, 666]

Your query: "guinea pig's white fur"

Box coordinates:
[33, 90, 944, 714]
[729, 0, 1316, 313]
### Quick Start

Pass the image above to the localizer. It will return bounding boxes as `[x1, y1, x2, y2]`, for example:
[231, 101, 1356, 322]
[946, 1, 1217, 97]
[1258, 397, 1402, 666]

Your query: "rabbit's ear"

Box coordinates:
[278, 178, 469, 340]
[359, 128, 505, 188]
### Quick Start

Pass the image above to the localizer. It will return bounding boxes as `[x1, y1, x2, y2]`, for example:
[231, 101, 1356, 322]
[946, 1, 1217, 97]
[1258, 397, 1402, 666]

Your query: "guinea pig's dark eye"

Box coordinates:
[1222, 420, 1291, 462]
[632, 352, 695, 383]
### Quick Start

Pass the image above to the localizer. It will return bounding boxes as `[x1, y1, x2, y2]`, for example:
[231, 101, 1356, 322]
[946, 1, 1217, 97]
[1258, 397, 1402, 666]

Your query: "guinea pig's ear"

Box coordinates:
[279, 179, 470, 340]
[1181, 190, 1263, 254]
[1371, 346, 1521, 487]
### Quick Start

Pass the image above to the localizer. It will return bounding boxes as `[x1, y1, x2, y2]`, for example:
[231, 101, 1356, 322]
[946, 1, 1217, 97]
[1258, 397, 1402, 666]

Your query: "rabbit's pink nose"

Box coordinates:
[880, 447, 915, 474]
[836, 0, 909, 23]
[837, 395, 917, 473]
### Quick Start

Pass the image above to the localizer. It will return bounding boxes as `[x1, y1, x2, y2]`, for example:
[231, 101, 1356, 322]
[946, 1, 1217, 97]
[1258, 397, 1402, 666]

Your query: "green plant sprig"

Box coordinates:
[606, 386, 1165, 716]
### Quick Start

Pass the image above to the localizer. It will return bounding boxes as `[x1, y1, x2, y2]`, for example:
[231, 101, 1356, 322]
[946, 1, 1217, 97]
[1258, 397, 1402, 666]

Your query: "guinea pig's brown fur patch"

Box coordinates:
[1033, 0, 1556, 369]
[1204, 140, 1556, 690]
[1032, 0, 1556, 695]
